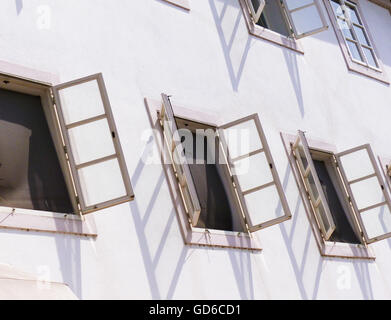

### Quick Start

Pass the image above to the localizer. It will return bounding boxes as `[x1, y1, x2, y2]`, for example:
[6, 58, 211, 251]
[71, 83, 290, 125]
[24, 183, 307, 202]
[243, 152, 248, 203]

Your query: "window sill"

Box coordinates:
[321, 241, 375, 260]
[144, 97, 262, 252]
[239, 0, 304, 54]
[0, 206, 97, 237]
[187, 227, 262, 251]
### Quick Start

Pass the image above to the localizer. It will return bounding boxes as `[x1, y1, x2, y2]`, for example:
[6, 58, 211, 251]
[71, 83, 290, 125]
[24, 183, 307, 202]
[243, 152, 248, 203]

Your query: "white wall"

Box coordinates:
[0, 0, 390, 299]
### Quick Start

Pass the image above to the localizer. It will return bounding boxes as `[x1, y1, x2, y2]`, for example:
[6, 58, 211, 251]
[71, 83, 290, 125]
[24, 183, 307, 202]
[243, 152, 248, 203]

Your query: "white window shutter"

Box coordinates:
[160, 93, 201, 227]
[52, 73, 134, 214]
[281, 0, 328, 39]
[218, 114, 291, 232]
[335, 144, 391, 244]
[292, 131, 336, 240]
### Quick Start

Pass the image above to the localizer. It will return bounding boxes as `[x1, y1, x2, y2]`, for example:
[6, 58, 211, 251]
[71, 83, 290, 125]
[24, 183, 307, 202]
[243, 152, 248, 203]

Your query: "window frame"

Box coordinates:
[0, 63, 97, 237]
[239, 0, 304, 54]
[145, 96, 262, 251]
[323, 0, 389, 84]
[281, 132, 375, 260]
[53, 73, 134, 215]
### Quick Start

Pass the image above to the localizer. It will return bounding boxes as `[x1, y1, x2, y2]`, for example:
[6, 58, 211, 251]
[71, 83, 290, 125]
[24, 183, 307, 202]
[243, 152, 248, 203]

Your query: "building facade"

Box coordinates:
[0, 0, 391, 299]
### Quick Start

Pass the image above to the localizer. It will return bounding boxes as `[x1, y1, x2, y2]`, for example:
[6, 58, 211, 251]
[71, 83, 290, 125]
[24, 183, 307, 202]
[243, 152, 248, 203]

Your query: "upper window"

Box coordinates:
[284, 131, 391, 258]
[0, 73, 134, 217]
[159, 93, 291, 237]
[242, 0, 328, 51]
[330, 0, 379, 68]
[324, 0, 389, 83]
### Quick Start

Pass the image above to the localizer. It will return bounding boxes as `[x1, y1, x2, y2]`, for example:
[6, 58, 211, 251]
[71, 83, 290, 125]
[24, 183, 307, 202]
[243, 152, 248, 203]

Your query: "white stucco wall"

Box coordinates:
[0, 0, 390, 299]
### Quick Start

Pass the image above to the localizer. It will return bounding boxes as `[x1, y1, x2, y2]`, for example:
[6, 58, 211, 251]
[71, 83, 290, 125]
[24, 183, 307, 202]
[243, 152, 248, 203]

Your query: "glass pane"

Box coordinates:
[316, 203, 332, 232]
[338, 149, 374, 182]
[234, 152, 273, 192]
[285, 0, 314, 10]
[297, 145, 308, 169]
[337, 18, 354, 39]
[290, 4, 324, 35]
[350, 177, 384, 211]
[222, 120, 262, 159]
[78, 158, 127, 207]
[353, 25, 369, 46]
[244, 184, 285, 225]
[331, 0, 343, 16]
[58, 80, 105, 125]
[307, 171, 319, 200]
[363, 47, 378, 68]
[68, 118, 116, 165]
[346, 5, 361, 25]
[346, 40, 363, 61]
[360, 205, 391, 240]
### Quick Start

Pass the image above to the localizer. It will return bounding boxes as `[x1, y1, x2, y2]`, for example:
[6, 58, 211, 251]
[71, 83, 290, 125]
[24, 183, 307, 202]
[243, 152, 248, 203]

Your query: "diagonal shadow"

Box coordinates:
[209, 0, 253, 91]
[15, 0, 23, 15]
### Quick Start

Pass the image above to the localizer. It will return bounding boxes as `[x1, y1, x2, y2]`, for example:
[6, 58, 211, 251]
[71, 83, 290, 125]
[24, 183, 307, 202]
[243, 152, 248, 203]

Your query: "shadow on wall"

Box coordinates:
[208, 0, 305, 116]
[15, 0, 23, 15]
[277, 160, 375, 299]
[126, 102, 255, 299]
[208, 0, 253, 92]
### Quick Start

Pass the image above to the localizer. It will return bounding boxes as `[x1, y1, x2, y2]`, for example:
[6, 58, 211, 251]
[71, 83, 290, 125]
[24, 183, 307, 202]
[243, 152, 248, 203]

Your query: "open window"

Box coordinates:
[52, 73, 134, 215]
[290, 131, 391, 248]
[159, 94, 291, 234]
[0, 71, 133, 226]
[243, 0, 328, 39]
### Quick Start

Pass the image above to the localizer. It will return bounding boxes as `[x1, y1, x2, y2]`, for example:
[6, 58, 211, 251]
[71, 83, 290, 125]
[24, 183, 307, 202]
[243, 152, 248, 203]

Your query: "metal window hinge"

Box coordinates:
[63, 145, 68, 154]
[75, 196, 80, 205]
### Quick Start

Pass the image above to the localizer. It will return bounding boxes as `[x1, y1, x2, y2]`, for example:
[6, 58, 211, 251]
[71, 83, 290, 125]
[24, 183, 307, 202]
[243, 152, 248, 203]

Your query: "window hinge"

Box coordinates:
[63, 145, 68, 154]
[75, 196, 80, 205]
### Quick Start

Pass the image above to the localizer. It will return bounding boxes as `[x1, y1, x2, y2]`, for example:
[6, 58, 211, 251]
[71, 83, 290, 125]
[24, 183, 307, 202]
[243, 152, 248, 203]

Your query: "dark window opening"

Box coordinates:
[312, 158, 361, 244]
[0, 88, 73, 213]
[177, 120, 245, 232]
[256, 0, 291, 37]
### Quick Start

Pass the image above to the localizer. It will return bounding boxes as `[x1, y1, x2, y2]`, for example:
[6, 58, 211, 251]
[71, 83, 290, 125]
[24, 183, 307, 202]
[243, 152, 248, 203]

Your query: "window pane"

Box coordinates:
[307, 172, 319, 200]
[68, 118, 116, 165]
[331, 0, 343, 17]
[234, 152, 273, 192]
[337, 18, 354, 39]
[289, 4, 324, 36]
[363, 47, 378, 68]
[353, 25, 369, 46]
[58, 80, 106, 125]
[78, 158, 127, 207]
[346, 5, 361, 25]
[360, 205, 391, 240]
[284, 0, 313, 10]
[346, 40, 363, 61]
[317, 203, 332, 232]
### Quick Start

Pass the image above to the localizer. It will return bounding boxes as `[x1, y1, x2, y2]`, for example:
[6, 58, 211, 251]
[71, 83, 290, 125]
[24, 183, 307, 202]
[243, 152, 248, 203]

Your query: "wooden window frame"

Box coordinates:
[161, 0, 190, 11]
[53, 73, 134, 215]
[0, 62, 97, 237]
[281, 132, 375, 260]
[323, 0, 389, 84]
[239, 0, 304, 53]
[145, 97, 263, 251]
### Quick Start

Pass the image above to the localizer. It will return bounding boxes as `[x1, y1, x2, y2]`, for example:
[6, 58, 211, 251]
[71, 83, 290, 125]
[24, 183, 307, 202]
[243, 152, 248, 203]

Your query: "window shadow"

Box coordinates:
[208, 0, 253, 91]
[282, 48, 305, 118]
[15, 0, 23, 15]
